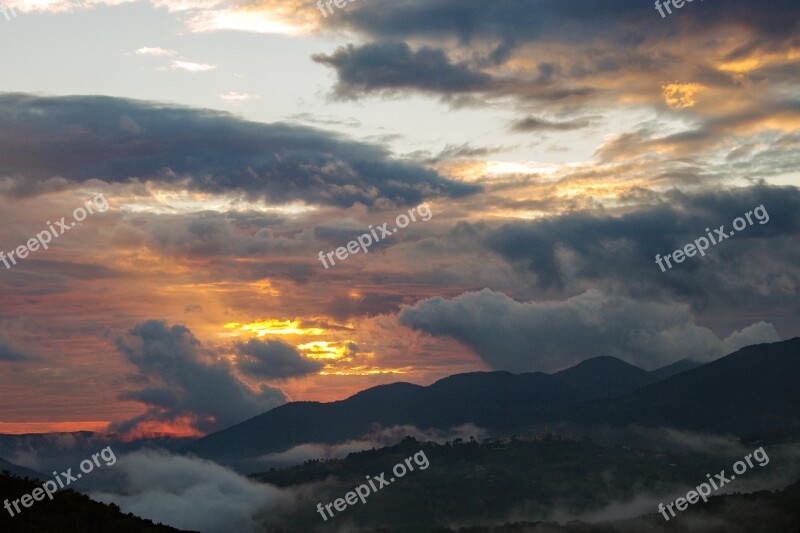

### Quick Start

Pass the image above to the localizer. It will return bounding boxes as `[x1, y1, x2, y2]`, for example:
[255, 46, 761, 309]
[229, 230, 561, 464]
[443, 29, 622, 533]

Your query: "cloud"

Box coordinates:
[113, 320, 286, 434]
[0, 94, 479, 207]
[170, 60, 217, 72]
[219, 91, 261, 104]
[5, 0, 134, 14]
[143, 212, 311, 258]
[312, 42, 493, 98]
[256, 423, 488, 468]
[724, 321, 781, 352]
[399, 288, 780, 373]
[0, 334, 38, 362]
[235, 338, 323, 379]
[307, 0, 800, 163]
[91, 450, 292, 533]
[478, 184, 800, 316]
[510, 115, 591, 132]
[135, 47, 177, 57]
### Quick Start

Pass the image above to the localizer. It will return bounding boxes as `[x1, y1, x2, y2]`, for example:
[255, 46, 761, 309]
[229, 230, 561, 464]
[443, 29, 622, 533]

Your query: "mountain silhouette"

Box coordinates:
[573, 338, 800, 434]
[649, 358, 703, 380]
[186, 338, 800, 465]
[553, 355, 656, 398]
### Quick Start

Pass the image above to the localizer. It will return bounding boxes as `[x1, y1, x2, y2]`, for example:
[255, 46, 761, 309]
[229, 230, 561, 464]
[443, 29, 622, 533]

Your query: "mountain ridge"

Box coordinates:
[185, 339, 800, 467]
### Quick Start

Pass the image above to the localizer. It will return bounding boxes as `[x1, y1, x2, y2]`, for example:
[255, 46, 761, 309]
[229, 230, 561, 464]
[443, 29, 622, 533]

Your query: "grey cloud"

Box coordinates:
[113, 321, 286, 434]
[399, 288, 780, 373]
[0, 94, 479, 207]
[314, 0, 800, 120]
[91, 450, 292, 533]
[312, 42, 493, 98]
[431, 143, 514, 162]
[143, 212, 313, 259]
[510, 115, 591, 132]
[480, 185, 800, 320]
[235, 339, 323, 379]
[256, 423, 487, 468]
[333, 0, 799, 48]
[0, 334, 39, 362]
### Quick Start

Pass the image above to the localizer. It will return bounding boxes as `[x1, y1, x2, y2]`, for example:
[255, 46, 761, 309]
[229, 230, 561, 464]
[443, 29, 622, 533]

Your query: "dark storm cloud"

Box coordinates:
[316, 0, 799, 104]
[333, 0, 799, 48]
[0, 334, 38, 362]
[479, 184, 800, 316]
[0, 94, 479, 207]
[234, 338, 322, 379]
[312, 42, 493, 97]
[143, 212, 313, 258]
[510, 115, 591, 132]
[322, 292, 406, 321]
[399, 288, 780, 373]
[334, 0, 648, 47]
[311, 40, 597, 103]
[113, 320, 286, 434]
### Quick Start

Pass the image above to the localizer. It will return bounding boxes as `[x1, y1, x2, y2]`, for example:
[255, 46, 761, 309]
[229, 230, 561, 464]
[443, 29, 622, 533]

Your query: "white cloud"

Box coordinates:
[257, 424, 487, 467]
[219, 91, 261, 104]
[92, 450, 293, 533]
[723, 321, 780, 352]
[135, 47, 177, 57]
[171, 60, 217, 72]
[6, 0, 134, 14]
[185, 7, 315, 35]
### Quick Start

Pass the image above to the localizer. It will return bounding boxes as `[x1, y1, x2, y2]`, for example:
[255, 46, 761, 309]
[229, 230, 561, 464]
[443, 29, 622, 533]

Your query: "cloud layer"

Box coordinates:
[235, 338, 323, 379]
[0, 94, 479, 207]
[114, 321, 286, 434]
[400, 288, 780, 372]
[92, 450, 291, 533]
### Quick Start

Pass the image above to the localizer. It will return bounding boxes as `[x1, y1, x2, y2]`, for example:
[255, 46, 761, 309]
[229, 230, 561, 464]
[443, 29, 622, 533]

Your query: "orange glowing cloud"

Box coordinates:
[224, 319, 326, 337]
[662, 82, 705, 109]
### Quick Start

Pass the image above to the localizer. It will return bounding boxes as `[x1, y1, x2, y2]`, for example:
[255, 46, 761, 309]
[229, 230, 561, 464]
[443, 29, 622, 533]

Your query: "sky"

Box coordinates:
[0, 0, 798, 437]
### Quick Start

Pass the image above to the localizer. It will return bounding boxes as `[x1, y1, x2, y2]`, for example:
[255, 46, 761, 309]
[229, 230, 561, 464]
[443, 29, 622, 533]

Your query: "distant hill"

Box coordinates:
[0, 457, 45, 481]
[573, 338, 800, 435]
[186, 372, 579, 462]
[649, 358, 704, 380]
[186, 339, 800, 466]
[186, 356, 653, 463]
[554, 355, 656, 398]
[0, 472, 192, 532]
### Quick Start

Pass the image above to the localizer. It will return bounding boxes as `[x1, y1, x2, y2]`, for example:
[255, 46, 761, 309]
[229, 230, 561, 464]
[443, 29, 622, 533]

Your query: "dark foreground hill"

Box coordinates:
[187, 339, 800, 466]
[449, 479, 800, 532]
[0, 472, 192, 533]
[251, 435, 800, 532]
